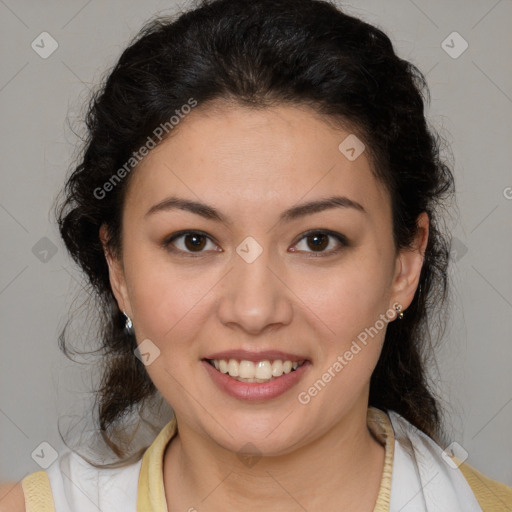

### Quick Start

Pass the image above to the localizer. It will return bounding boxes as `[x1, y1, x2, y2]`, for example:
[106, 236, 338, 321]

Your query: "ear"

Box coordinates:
[390, 212, 429, 313]
[99, 223, 132, 317]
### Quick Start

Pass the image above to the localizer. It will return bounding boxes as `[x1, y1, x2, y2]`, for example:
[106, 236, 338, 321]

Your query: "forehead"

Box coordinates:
[124, 103, 390, 223]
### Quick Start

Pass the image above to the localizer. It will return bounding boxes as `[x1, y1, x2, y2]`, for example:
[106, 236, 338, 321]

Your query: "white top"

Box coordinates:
[44, 450, 142, 512]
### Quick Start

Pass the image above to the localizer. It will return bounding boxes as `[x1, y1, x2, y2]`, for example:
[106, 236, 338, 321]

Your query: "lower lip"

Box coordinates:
[202, 360, 311, 401]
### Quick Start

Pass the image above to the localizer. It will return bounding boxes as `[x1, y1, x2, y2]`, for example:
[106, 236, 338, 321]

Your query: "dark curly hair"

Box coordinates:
[55, 0, 454, 467]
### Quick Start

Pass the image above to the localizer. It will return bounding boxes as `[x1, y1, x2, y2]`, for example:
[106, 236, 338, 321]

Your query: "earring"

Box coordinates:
[123, 311, 133, 332]
[395, 304, 404, 320]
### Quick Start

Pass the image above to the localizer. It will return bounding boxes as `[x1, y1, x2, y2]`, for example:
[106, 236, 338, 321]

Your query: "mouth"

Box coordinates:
[201, 356, 311, 401]
[203, 357, 307, 383]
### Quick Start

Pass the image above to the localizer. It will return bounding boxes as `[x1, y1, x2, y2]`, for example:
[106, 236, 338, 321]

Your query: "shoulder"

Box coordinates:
[0, 480, 25, 512]
[459, 461, 512, 511]
[1, 450, 144, 512]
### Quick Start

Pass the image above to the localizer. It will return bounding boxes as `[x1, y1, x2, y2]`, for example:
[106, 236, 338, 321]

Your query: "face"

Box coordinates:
[103, 102, 427, 456]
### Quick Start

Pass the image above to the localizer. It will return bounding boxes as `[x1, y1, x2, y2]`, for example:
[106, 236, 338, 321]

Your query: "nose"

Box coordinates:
[216, 243, 294, 335]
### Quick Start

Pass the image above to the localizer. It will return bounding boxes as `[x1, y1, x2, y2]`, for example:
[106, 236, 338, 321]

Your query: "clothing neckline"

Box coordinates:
[136, 406, 395, 512]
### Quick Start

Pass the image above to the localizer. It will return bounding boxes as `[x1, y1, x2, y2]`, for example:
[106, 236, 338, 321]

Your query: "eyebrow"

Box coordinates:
[145, 195, 366, 224]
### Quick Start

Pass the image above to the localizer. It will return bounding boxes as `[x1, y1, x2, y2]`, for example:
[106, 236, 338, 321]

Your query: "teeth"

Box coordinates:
[209, 358, 305, 382]
[255, 361, 272, 380]
[239, 360, 256, 379]
[227, 359, 239, 377]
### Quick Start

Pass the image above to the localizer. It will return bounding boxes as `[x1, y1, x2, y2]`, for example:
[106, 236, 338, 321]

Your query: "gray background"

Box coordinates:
[1, 0, 511, 486]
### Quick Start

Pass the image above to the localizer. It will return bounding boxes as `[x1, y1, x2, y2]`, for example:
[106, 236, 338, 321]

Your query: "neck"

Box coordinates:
[163, 402, 386, 512]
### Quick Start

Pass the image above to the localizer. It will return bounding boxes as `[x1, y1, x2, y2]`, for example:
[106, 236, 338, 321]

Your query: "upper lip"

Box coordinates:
[203, 349, 308, 363]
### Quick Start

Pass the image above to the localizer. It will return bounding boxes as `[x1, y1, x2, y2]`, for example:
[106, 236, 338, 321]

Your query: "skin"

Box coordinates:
[0, 482, 25, 512]
[101, 102, 428, 512]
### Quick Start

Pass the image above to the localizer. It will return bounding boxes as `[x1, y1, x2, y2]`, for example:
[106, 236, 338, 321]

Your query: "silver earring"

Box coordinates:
[123, 311, 133, 332]
[395, 304, 404, 320]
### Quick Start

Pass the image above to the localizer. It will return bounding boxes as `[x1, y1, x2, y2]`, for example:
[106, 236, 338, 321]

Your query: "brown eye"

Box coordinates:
[291, 230, 348, 256]
[164, 231, 220, 255]
[183, 233, 207, 251]
[306, 233, 329, 251]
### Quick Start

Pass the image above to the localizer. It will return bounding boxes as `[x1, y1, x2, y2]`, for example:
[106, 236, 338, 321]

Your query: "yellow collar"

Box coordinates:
[136, 406, 394, 512]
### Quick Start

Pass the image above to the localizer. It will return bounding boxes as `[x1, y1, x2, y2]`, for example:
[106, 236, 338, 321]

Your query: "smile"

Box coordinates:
[202, 358, 311, 401]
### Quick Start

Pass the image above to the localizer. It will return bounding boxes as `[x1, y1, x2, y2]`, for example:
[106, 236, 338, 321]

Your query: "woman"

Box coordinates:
[2, 0, 511, 510]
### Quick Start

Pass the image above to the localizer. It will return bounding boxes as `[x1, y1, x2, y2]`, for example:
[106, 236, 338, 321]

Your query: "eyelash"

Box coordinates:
[162, 229, 349, 258]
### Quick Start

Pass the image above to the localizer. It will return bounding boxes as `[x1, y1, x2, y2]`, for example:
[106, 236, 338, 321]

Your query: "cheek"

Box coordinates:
[295, 254, 394, 349]
[123, 247, 213, 350]
[296, 266, 392, 415]
[124, 255, 214, 408]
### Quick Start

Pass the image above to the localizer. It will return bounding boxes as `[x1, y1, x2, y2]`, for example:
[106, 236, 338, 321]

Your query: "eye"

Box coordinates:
[163, 230, 220, 256]
[290, 230, 348, 256]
